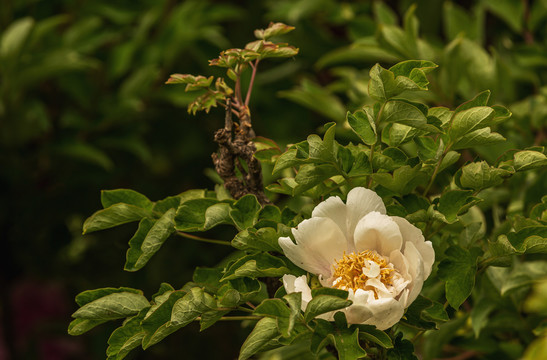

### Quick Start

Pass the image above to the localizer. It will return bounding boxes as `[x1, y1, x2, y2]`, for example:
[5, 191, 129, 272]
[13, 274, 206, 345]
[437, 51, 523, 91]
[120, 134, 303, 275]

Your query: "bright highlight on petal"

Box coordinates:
[278, 187, 435, 330]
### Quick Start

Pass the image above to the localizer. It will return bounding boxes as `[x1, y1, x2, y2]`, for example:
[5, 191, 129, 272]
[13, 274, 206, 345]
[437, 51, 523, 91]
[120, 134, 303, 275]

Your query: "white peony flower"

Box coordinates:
[279, 187, 434, 330]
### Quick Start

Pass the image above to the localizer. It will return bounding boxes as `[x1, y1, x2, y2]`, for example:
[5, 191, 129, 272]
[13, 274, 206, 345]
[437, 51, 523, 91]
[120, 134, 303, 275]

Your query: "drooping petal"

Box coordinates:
[354, 212, 403, 255]
[344, 289, 374, 324]
[392, 216, 435, 278]
[403, 241, 425, 305]
[346, 188, 387, 243]
[311, 195, 347, 236]
[361, 297, 405, 330]
[291, 216, 348, 274]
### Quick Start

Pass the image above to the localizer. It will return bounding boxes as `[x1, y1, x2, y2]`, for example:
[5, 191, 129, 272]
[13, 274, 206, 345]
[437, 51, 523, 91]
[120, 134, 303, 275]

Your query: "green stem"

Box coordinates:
[237, 306, 254, 313]
[195, 315, 262, 321]
[175, 231, 232, 246]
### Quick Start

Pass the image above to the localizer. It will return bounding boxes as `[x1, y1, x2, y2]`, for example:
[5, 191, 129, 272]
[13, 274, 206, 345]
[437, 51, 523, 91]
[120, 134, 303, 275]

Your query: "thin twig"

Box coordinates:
[245, 59, 260, 107]
[175, 231, 232, 246]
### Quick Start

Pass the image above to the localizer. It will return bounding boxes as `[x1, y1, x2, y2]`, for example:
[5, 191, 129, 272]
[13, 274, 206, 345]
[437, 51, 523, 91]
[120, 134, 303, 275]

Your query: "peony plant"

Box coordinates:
[280, 187, 434, 330]
[68, 21, 547, 360]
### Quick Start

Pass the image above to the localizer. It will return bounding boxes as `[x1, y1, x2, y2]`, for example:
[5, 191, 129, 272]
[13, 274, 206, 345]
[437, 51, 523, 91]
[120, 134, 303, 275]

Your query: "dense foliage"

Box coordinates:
[2, 0, 546, 359]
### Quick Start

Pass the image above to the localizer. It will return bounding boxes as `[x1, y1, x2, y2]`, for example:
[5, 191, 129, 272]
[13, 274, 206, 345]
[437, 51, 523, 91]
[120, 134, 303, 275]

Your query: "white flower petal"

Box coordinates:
[388, 249, 411, 281]
[403, 241, 425, 305]
[283, 274, 312, 309]
[362, 297, 405, 330]
[362, 260, 380, 278]
[346, 188, 386, 244]
[392, 216, 435, 278]
[279, 236, 330, 276]
[344, 289, 374, 324]
[291, 217, 348, 275]
[354, 212, 403, 255]
[311, 195, 347, 236]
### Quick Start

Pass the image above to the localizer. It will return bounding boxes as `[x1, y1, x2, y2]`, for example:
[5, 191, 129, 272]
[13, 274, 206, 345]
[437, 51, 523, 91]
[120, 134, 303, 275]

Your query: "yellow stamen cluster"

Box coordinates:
[332, 250, 394, 296]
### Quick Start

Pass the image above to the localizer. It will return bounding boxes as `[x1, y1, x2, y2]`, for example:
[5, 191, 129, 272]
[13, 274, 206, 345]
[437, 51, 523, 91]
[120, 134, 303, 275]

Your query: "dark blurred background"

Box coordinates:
[1, 0, 546, 358]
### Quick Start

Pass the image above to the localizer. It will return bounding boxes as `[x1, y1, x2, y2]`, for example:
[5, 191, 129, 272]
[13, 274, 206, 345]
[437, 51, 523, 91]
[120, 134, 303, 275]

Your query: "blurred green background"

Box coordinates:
[1, 0, 546, 358]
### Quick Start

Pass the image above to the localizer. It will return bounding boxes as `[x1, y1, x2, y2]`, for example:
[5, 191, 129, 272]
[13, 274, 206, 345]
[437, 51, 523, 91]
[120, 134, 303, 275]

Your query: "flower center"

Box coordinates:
[331, 250, 395, 297]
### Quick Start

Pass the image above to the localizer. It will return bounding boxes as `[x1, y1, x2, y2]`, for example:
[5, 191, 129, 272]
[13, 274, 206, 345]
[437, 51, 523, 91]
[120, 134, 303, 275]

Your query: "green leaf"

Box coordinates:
[83, 203, 150, 234]
[75, 287, 143, 307]
[470, 299, 495, 338]
[435, 190, 481, 224]
[437, 246, 482, 309]
[387, 333, 418, 360]
[170, 287, 218, 327]
[254, 298, 291, 318]
[309, 123, 337, 162]
[152, 196, 182, 214]
[232, 227, 282, 252]
[230, 194, 261, 230]
[294, 164, 339, 194]
[483, 0, 524, 32]
[221, 253, 290, 281]
[0, 17, 34, 59]
[282, 292, 303, 338]
[193, 267, 224, 293]
[381, 101, 440, 133]
[458, 161, 513, 190]
[347, 108, 376, 145]
[304, 295, 352, 323]
[106, 309, 148, 359]
[141, 290, 186, 349]
[311, 287, 349, 299]
[401, 296, 447, 330]
[273, 148, 305, 175]
[203, 203, 233, 230]
[332, 313, 367, 360]
[455, 90, 491, 112]
[68, 318, 108, 336]
[514, 150, 547, 171]
[385, 123, 419, 146]
[254, 22, 295, 40]
[448, 106, 495, 140]
[124, 209, 176, 271]
[174, 198, 219, 231]
[356, 325, 393, 348]
[490, 227, 547, 263]
[452, 128, 505, 150]
[72, 292, 150, 321]
[348, 152, 372, 177]
[101, 189, 153, 210]
[368, 64, 422, 101]
[373, 1, 398, 24]
[239, 317, 279, 360]
[372, 165, 428, 195]
[501, 261, 547, 295]
[389, 60, 438, 88]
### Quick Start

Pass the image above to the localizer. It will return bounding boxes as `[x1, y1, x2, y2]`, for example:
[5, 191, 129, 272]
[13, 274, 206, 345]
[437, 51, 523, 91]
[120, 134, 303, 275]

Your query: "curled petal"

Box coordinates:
[346, 188, 386, 244]
[393, 216, 435, 278]
[354, 212, 403, 255]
